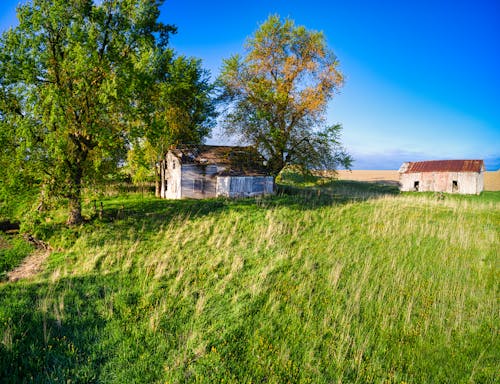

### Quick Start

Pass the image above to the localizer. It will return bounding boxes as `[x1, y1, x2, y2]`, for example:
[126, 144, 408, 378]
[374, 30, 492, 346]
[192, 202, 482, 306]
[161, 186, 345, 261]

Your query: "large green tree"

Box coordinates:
[131, 55, 216, 196]
[0, 0, 175, 224]
[219, 15, 352, 175]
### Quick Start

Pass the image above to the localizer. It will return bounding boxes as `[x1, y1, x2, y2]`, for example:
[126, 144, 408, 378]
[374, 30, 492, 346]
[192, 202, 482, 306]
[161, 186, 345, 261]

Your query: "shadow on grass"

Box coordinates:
[276, 179, 400, 206]
[28, 180, 400, 246]
[0, 274, 112, 383]
[0, 270, 203, 383]
[99, 179, 400, 223]
[0, 271, 191, 383]
[103, 181, 399, 221]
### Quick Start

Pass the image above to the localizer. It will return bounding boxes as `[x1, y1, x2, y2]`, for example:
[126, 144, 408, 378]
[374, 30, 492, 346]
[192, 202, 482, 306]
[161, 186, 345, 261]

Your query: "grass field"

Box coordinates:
[0, 234, 34, 281]
[0, 181, 498, 383]
[334, 170, 500, 191]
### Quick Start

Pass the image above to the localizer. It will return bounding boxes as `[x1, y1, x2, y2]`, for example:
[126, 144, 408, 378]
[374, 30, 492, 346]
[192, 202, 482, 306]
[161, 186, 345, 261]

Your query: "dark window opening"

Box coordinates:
[194, 179, 205, 193]
[413, 181, 419, 191]
[452, 180, 458, 192]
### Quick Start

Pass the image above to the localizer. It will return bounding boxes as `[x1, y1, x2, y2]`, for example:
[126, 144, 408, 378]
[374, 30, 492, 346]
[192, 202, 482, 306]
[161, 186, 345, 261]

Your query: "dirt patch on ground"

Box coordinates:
[0, 237, 9, 250]
[7, 249, 51, 282]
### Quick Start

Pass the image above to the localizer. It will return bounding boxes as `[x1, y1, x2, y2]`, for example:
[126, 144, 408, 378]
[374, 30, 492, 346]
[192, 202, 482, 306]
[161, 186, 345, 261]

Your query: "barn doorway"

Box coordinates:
[413, 181, 419, 191]
[452, 180, 458, 192]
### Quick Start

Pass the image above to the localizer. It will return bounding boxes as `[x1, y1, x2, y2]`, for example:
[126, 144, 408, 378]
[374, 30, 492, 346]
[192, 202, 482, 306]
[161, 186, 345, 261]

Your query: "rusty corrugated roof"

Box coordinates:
[402, 160, 484, 173]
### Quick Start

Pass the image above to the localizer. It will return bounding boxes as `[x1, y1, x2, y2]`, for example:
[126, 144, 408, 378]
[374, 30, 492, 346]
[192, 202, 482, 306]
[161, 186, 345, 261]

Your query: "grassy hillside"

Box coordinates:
[0, 183, 498, 383]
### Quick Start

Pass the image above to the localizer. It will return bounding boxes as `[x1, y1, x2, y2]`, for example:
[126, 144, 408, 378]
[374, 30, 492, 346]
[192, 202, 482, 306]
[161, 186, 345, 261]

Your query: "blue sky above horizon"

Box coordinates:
[1, 0, 499, 170]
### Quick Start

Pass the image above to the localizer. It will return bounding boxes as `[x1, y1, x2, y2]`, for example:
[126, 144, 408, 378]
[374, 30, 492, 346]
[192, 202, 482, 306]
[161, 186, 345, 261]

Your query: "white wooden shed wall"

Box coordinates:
[216, 176, 274, 198]
[399, 171, 483, 194]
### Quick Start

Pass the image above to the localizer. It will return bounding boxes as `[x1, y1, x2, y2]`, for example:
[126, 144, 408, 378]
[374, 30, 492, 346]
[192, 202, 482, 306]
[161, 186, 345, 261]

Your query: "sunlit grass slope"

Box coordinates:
[1, 184, 498, 383]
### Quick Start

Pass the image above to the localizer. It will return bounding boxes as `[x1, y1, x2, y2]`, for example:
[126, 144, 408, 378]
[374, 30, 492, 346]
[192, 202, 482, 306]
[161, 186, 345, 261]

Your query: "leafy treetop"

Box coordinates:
[219, 15, 352, 175]
[0, 0, 176, 224]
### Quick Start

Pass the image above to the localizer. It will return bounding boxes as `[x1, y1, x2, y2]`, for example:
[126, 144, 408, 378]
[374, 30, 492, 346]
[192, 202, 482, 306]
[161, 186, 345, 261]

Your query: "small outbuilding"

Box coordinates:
[398, 159, 485, 194]
[159, 145, 274, 199]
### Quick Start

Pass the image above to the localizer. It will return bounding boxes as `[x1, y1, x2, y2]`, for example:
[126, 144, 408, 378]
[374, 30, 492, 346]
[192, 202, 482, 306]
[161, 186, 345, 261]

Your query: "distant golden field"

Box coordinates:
[484, 170, 500, 190]
[334, 170, 500, 191]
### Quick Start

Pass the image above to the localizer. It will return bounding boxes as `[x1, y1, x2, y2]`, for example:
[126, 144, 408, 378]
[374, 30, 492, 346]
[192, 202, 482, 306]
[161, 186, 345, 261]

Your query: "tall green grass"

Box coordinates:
[0, 186, 498, 383]
[0, 234, 34, 281]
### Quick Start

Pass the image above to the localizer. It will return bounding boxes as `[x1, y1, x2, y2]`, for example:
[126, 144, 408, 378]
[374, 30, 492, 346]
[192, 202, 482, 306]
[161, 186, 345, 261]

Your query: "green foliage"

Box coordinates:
[0, 0, 176, 224]
[0, 184, 37, 223]
[219, 15, 352, 175]
[0, 188, 498, 382]
[277, 166, 329, 186]
[0, 235, 33, 280]
[130, 55, 217, 192]
[126, 141, 155, 184]
[144, 56, 216, 148]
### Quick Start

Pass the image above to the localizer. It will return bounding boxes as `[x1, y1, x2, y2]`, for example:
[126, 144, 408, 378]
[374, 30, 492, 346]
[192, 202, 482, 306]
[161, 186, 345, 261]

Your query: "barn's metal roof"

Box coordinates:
[169, 145, 269, 176]
[400, 160, 484, 173]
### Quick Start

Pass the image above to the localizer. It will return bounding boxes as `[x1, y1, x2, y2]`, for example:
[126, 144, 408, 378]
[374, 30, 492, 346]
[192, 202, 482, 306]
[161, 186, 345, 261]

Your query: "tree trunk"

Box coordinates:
[268, 153, 286, 177]
[66, 151, 85, 226]
[67, 195, 83, 225]
[155, 162, 161, 197]
[160, 159, 166, 198]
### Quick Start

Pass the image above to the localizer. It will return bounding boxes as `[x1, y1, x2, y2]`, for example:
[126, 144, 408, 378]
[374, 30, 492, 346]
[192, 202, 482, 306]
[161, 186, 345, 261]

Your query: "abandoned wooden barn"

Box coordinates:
[159, 145, 274, 199]
[398, 159, 485, 194]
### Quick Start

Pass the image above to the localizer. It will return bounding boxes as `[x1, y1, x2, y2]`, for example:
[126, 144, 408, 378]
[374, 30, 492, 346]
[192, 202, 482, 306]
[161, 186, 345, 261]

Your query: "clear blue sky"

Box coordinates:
[1, 0, 499, 170]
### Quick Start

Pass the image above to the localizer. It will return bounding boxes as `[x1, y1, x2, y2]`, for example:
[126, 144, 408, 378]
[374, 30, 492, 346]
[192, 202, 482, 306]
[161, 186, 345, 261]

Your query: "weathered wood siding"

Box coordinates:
[180, 164, 219, 198]
[164, 152, 182, 199]
[161, 148, 274, 199]
[400, 171, 483, 194]
[216, 176, 274, 198]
